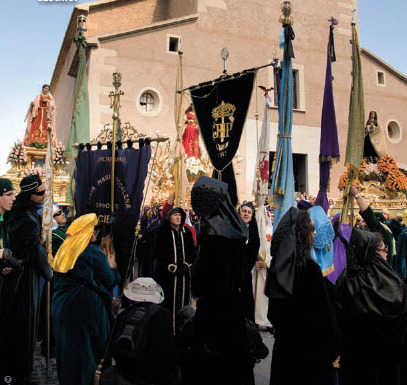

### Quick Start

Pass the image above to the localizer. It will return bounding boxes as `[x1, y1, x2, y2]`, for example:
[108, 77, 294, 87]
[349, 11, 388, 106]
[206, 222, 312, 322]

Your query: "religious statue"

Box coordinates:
[363, 110, 386, 162]
[24, 84, 56, 148]
[182, 105, 200, 159]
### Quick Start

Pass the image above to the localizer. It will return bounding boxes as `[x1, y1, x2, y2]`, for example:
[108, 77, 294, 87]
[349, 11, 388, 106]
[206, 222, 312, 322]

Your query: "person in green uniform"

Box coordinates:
[395, 209, 407, 283]
[349, 185, 396, 268]
[0, 178, 15, 284]
[38, 203, 68, 356]
[0, 174, 53, 384]
[51, 204, 68, 256]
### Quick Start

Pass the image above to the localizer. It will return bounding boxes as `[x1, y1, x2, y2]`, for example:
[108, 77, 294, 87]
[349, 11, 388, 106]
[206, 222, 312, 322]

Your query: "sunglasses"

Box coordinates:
[377, 245, 388, 253]
[32, 189, 46, 196]
[53, 210, 63, 217]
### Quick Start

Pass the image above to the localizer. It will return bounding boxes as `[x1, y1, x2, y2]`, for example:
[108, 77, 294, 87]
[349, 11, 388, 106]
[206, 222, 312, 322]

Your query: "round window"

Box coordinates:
[140, 92, 154, 112]
[136, 88, 162, 117]
[386, 120, 402, 143]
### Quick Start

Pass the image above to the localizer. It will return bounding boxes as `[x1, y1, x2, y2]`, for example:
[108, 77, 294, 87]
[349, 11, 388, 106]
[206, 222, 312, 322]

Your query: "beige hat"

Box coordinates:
[123, 277, 164, 304]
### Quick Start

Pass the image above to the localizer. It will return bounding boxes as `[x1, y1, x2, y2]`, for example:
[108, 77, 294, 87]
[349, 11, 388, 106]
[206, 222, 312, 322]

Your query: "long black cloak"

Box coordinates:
[0, 196, 52, 381]
[191, 176, 254, 385]
[266, 207, 336, 385]
[335, 228, 407, 385]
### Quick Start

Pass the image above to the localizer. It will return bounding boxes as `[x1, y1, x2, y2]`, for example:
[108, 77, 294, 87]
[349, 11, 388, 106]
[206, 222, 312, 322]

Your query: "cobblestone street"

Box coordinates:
[27, 330, 274, 385]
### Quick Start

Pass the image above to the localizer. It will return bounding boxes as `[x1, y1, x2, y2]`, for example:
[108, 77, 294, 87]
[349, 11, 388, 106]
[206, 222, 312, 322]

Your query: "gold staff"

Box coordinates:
[44, 102, 54, 378]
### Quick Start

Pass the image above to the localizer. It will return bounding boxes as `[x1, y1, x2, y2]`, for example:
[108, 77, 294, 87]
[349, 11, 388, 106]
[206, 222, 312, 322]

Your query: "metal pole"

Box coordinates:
[109, 72, 123, 213]
[71, 136, 169, 149]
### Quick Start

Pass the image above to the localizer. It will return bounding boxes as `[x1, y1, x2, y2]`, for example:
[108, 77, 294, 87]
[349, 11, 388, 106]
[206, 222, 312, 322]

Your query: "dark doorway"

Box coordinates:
[269, 152, 307, 193]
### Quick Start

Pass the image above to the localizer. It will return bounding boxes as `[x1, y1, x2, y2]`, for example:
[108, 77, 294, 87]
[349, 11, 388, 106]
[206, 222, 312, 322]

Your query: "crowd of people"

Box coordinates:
[0, 173, 407, 385]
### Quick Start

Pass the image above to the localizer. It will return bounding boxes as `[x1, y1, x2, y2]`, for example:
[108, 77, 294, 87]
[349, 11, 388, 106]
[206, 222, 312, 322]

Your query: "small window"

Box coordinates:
[139, 92, 154, 112]
[168, 36, 179, 52]
[167, 35, 181, 54]
[377, 71, 386, 86]
[292, 69, 299, 110]
[273, 68, 299, 109]
[387, 120, 402, 143]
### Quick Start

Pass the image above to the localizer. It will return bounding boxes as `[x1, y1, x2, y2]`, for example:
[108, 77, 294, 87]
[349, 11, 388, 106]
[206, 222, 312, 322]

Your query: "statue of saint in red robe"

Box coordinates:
[24, 84, 56, 148]
[182, 111, 200, 159]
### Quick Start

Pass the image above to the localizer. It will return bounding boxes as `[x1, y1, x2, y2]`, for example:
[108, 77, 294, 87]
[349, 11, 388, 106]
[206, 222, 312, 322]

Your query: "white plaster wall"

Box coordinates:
[244, 117, 320, 201]
[88, 46, 117, 140]
[52, 42, 77, 145]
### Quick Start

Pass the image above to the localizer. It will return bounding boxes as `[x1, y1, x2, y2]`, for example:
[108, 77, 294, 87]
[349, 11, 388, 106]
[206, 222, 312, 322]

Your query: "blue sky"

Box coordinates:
[0, 0, 406, 174]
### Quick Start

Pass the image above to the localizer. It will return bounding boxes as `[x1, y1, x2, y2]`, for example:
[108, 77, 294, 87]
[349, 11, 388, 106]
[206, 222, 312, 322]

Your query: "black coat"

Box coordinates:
[192, 234, 254, 385]
[242, 222, 260, 321]
[0, 202, 52, 380]
[335, 229, 407, 385]
[268, 259, 335, 385]
[152, 221, 197, 323]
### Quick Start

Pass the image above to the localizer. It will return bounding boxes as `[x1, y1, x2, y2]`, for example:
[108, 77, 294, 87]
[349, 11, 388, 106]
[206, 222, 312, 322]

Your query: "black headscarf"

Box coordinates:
[165, 207, 186, 225]
[191, 176, 248, 241]
[20, 174, 42, 193]
[265, 207, 299, 299]
[335, 228, 407, 319]
[297, 199, 312, 210]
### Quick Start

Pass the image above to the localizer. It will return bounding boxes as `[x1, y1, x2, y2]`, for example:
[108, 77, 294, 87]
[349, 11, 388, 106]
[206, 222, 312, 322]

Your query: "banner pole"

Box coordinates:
[110, 72, 123, 213]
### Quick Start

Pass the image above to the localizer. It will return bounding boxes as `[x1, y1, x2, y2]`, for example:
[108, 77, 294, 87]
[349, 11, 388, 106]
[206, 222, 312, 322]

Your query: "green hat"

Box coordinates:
[0, 178, 14, 195]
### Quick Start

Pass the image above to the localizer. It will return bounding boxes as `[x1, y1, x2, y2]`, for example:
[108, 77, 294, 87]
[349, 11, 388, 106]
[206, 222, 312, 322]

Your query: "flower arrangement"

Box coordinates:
[185, 156, 209, 178]
[339, 154, 407, 195]
[53, 143, 68, 168]
[7, 140, 27, 168]
[17, 166, 46, 178]
[385, 168, 407, 191]
[338, 171, 360, 191]
[377, 154, 398, 175]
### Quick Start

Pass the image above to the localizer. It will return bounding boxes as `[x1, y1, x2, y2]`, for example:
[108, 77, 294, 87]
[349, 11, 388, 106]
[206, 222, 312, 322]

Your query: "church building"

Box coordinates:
[50, 0, 407, 200]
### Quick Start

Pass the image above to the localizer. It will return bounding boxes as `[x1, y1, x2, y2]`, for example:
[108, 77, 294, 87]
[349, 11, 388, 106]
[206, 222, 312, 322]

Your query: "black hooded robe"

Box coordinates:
[0, 201, 53, 381]
[335, 229, 407, 385]
[266, 207, 336, 385]
[191, 176, 254, 385]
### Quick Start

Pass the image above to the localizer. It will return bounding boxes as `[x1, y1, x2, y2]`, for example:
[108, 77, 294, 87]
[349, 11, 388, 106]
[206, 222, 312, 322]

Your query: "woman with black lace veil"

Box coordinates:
[335, 228, 407, 385]
[265, 208, 336, 385]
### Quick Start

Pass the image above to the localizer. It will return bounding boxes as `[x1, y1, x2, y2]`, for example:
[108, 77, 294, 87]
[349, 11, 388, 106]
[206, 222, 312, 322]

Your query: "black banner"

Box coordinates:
[74, 144, 151, 285]
[191, 71, 255, 205]
[74, 144, 151, 223]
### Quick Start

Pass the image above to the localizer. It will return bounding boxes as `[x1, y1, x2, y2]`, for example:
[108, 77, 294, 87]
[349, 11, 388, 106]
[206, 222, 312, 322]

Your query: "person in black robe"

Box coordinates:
[100, 277, 181, 385]
[191, 176, 254, 385]
[152, 206, 197, 332]
[335, 228, 407, 385]
[265, 208, 336, 385]
[0, 174, 53, 383]
[239, 202, 260, 321]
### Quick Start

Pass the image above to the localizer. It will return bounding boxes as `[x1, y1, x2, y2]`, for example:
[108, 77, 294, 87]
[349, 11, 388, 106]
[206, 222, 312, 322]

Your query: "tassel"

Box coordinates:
[279, 27, 285, 48]
[93, 359, 104, 385]
[332, 356, 340, 368]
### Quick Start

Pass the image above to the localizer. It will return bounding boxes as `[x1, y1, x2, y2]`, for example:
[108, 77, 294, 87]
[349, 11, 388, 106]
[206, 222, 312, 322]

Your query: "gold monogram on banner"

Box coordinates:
[212, 101, 236, 154]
